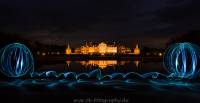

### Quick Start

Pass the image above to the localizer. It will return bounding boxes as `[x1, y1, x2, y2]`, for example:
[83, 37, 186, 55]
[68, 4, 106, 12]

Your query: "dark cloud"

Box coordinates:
[0, 0, 199, 48]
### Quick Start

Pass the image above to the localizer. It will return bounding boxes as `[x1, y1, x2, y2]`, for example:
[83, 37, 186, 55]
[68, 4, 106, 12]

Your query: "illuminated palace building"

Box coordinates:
[78, 42, 117, 55]
[66, 42, 140, 55]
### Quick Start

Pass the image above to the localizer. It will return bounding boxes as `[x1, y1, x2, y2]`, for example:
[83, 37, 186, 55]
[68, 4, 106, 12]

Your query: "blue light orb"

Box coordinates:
[0, 43, 34, 77]
[164, 42, 200, 79]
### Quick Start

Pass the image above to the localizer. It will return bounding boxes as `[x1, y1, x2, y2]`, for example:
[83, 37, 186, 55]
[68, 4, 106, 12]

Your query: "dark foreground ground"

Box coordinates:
[0, 79, 200, 103]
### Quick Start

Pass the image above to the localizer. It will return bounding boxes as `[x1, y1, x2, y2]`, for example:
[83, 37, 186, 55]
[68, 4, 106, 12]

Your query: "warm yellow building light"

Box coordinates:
[65, 44, 72, 55]
[158, 52, 163, 56]
[134, 44, 140, 55]
[42, 52, 46, 56]
[78, 42, 118, 55]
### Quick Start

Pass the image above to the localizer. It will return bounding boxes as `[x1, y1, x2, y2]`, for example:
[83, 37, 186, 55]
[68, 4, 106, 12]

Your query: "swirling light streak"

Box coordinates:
[0, 43, 34, 77]
[2, 42, 200, 92]
[30, 69, 169, 80]
[164, 42, 200, 79]
[1, 42, 200, 81]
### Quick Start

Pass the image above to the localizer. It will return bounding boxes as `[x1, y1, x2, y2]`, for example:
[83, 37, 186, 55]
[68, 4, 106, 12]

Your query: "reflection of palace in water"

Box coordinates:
[65, 42, 140, 55]
[66, 60, 140, 69]
[80, 60, 118, 69]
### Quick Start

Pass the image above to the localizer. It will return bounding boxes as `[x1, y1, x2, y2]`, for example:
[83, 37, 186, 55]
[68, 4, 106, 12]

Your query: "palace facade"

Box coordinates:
[75, 42, 118, 55]
[66, 42, 140, 55]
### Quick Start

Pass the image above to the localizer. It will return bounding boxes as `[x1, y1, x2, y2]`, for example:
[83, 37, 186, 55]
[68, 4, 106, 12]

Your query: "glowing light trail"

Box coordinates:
[0, 43, 34, 77]
[164, 42, 200, 79]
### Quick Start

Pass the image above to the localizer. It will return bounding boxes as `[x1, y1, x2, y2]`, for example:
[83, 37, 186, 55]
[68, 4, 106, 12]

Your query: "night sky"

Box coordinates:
[0, 0, 199, 48]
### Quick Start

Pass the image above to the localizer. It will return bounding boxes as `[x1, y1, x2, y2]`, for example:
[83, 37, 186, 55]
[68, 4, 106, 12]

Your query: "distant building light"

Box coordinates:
[42, 52, 46, 56]
[134, 44, 140, 55]
[65, 44, 72, 54]
[37, 51, 40, 55]
[158, 53, 163, 56]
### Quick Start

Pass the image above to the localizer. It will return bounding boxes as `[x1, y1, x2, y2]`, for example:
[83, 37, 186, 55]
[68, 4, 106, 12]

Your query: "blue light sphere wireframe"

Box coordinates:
[0, 43, 34, 77]
[164, 42, 200, 79]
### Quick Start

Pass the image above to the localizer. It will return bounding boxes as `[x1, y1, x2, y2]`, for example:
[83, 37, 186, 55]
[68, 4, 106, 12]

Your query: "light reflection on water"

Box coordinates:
[77, 60, 118, 69]
[37, 60, 165, 74]
[1, 60, 200, 101]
